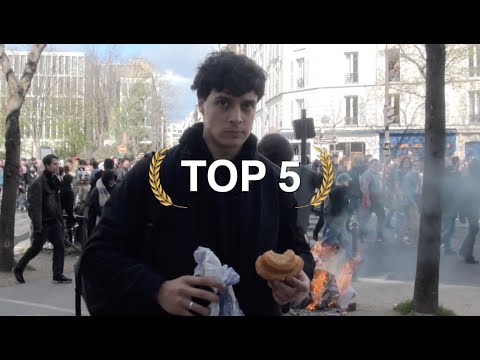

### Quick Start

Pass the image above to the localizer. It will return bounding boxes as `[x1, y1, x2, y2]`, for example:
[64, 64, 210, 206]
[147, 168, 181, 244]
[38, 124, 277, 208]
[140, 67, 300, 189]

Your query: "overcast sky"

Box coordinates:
[6, 44, 219, 123]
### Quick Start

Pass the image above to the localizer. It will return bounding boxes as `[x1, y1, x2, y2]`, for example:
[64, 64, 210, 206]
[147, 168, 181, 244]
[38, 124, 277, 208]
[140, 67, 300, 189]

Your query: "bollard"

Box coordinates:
[351, 221, 358, 258]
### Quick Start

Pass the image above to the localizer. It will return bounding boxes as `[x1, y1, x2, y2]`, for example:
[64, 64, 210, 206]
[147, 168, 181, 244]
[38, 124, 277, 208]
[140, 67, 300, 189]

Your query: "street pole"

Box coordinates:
[384, 44, 391, 148]
[301, 109, 307, 165]
[383, 44, 391, 187]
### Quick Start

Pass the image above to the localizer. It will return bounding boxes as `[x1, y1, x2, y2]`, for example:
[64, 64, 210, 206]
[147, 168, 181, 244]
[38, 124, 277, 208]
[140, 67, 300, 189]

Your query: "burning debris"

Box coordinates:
[307, 269, 340, 311]
[307, 241, 361, 313]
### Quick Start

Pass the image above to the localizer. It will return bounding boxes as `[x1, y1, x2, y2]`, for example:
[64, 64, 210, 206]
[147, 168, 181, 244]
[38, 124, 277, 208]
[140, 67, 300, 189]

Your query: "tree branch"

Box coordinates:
[399, 45, 426, 79]
[19, 44, 47, 96]
[0, 44, 20, 95]
[390, 84, 426, 99]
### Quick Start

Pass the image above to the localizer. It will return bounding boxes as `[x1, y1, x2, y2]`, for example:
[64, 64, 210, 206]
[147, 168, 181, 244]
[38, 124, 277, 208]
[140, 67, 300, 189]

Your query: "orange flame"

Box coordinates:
[336, 255, 362, 294]
[311, 241, 338, 261]
[307, 241, 362, 311]
[306, 269, 329, 310]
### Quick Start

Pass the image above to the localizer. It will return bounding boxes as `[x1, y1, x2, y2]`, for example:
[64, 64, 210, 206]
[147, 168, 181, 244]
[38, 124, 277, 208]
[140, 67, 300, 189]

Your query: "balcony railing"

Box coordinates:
[344, 72, 358, 84]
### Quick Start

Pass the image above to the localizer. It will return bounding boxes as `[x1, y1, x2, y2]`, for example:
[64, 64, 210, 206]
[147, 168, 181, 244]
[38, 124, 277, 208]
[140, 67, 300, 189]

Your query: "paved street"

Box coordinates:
[13, 211, 32, 245]
[306, 213, 480, 287]
[0, 276, 87, 316]
[0, 211, 479, 315]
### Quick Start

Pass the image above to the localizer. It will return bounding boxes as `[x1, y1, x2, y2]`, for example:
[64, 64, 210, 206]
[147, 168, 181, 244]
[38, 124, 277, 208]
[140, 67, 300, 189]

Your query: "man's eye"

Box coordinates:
[217, 99, 230, 108]
[242, 103, 255, 110]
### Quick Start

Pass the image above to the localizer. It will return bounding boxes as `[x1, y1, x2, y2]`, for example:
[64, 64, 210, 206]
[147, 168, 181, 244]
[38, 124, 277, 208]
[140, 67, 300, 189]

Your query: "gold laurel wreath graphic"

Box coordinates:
[296, 146, 334, 209]
[149, 147, 187, 209]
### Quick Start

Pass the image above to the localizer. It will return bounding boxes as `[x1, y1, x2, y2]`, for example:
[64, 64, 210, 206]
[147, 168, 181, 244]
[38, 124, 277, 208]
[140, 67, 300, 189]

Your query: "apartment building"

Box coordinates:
[239, 44, 480, 161]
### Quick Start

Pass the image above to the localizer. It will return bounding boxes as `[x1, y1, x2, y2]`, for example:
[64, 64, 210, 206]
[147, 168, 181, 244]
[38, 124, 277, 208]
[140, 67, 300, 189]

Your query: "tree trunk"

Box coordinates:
[0, 98, 22, 269]
[0, 44, 46, 272]
[413, 44, 446, 314]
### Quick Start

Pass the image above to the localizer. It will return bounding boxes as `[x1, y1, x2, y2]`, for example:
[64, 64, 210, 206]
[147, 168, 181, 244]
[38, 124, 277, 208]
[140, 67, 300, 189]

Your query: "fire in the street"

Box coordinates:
[337, 257, 361, 294]
[311, 241, 337, 261]
[308, 242, 362, 311]
[306, 269, 329, 310]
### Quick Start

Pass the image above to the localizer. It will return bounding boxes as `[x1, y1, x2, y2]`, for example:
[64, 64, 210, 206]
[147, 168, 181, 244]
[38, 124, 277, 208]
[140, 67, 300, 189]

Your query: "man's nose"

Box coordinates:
[229, 105, 243, 124]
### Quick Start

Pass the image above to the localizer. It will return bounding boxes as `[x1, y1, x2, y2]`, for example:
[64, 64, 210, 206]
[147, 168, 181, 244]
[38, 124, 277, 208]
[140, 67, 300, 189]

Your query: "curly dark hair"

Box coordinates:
[191, 51, 267, 101]
[257, 133, 294, 167]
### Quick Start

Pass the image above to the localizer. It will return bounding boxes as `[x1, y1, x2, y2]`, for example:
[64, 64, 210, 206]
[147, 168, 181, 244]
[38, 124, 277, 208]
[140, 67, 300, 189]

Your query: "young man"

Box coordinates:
[13, 154, 72, 284]
[80, 51, 314, 316]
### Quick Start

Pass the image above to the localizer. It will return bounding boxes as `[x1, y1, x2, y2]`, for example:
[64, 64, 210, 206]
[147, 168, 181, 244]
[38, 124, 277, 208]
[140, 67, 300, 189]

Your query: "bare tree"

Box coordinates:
[393, 44, 466, 99]
[84, 45, 121, 157]
[21, 67, 54, 157]
[0, 44, 46, 271]
[413, 44, 446, 314]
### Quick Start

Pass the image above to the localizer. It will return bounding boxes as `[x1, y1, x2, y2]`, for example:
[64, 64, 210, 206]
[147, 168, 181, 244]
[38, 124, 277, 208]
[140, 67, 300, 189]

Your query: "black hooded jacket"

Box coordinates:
[28, 170, 63, 231]
[81, 123, 314, 316]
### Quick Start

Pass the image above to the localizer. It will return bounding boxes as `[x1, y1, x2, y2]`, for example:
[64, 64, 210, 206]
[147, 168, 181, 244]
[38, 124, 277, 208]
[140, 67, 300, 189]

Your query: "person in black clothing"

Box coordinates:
[458, 159, 480, 264]
[90, 158, 114, 191]
[441, 156, 461, 255]
[87, 170, 116, 235]
[257, 133, 322, 237]
[346, 156, 366, 232]
[322, 173, 352, 256]
[13, 154, 72, 284]
[60, 170, 75, 231]
[311, 159, 325, 241]
[80, 51, 314, 316]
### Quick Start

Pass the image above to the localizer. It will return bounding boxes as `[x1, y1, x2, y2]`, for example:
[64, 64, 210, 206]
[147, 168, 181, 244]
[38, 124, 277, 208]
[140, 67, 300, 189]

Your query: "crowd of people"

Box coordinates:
[304, 153, 480, 265]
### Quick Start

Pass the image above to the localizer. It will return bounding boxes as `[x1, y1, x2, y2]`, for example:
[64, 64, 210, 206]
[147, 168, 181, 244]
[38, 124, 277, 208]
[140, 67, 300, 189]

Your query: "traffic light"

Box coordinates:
[293, 118, 315, 139]
[385, 105, 395, 118]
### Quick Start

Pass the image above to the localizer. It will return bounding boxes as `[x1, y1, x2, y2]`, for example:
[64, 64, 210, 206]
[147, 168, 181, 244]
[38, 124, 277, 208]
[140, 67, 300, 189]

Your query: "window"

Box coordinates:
[469, 91, 480, 123]
[468, 45, 480, 77]
[65, 56, 70, 75]
[345, 52, 358, 83]
[387, 48, 400, 81]
[72, 56, 78, 76]
[78, 78, 84, 96]
[14, 55, 21, 73]
[296, 99, 304, 118]
[71, 78, 77, 96]
[59, 56, 64, 75]
[45, 56, 51, 75]
[296, 58, 305, 88]
[345, 96, 358, 125]
[58, 77, 64, 95]
[65, 77, 71, 95]
[389, 93, 400, 124]
[21, 55, 27, 73]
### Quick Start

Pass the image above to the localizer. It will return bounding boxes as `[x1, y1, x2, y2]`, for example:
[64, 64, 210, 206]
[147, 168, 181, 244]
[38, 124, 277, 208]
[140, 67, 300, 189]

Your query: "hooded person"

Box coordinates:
[87, 170, 117, 235]
[321, 172, 353, 256]
[257, 133, 322, 238]
[79, 51, 314, 316]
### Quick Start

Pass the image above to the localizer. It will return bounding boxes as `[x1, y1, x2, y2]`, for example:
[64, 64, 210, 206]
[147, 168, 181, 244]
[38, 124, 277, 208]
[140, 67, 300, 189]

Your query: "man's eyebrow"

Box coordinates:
[242, 99, 257, 106]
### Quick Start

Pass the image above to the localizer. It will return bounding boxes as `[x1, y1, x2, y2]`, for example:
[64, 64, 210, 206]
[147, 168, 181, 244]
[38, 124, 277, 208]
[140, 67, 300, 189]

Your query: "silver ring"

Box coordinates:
[188, 301, 194, 310]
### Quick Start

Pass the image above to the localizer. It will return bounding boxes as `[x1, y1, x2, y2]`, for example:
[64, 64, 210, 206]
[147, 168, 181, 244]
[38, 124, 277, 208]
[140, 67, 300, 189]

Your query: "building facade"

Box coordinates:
[0, 51, 86, 158]
[166, 122, 185, 147]
[237, 44, 480, 162]
[0, 51, 167, 158]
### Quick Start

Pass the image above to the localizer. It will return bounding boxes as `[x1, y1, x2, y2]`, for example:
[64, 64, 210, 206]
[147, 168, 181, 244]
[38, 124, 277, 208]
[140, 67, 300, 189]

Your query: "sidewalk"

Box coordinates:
[1, 243, 479, 316]
[349, 277, 480, 316]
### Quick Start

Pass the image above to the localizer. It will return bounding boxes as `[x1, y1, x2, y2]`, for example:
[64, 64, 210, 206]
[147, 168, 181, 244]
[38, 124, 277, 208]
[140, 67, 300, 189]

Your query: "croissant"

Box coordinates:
[255, 249, 304, 281]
